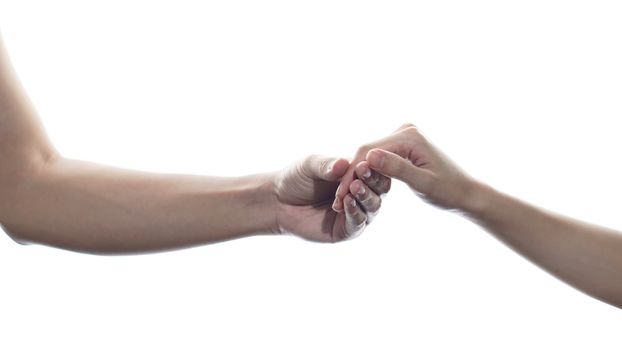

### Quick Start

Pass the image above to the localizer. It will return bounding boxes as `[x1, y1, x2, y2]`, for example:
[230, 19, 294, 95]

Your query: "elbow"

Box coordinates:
[0, 188, 40, 247]
[0, 148, 61, 246]
[0, 222, 33, 246]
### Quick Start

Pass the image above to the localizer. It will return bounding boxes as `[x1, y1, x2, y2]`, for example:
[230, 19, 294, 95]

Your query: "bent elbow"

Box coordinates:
[0, 148, 61, 245]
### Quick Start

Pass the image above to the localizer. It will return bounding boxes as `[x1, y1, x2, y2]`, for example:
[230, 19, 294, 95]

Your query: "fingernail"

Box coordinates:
[350, 198, 357, 207]
[332, 197, 340, 211]
[367, 150, 385, 168]
[326, 160, 336, 176]
[363, 169, 371, 178]
[357, 186, 365, 195]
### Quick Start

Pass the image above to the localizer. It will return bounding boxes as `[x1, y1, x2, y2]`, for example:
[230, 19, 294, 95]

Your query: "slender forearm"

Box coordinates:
[1, 157, 278, 254]
[461, 182, 622, 308]
[360, 125, 622, 307]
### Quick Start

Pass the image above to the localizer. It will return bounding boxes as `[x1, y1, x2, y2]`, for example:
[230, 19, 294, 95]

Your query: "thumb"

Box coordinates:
[366, 148, 430, 189]
[303, 155, 350, 181]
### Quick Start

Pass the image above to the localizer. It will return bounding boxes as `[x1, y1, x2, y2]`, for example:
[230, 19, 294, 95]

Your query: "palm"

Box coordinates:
[275, 159, 349, 242]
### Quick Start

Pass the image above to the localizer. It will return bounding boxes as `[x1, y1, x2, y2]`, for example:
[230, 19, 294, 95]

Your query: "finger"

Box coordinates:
[349, 179, 382, 216]
[343, 194, 367, 239]
[394, 122, 416, 133]
[303, 155, 350, 181]
[355, 161, 391, 195]
[366, 148, 432, 190]
[332, 165, 358, 212]
[334, 124, 418, 212]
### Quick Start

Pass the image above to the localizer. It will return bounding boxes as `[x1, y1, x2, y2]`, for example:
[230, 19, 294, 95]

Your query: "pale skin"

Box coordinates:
[2, 32, 620, 310]
[0, 34, 391, 254]
[335, 124, 622, 308]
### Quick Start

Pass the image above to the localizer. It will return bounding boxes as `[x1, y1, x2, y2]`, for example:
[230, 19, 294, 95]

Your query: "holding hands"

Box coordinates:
[277, 123, 480, 243]
[2, 26, 620, 307]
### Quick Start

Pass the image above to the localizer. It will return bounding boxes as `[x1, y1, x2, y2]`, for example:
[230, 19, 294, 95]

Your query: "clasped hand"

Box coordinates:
[275, 123, 477, 243]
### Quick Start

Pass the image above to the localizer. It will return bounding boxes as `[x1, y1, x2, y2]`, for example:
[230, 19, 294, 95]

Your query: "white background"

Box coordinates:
[1, 0, 621, 349]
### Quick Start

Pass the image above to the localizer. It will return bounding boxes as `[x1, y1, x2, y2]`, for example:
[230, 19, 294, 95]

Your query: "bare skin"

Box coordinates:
[0, 34, 391, 254]
[341, 124, 622, 308]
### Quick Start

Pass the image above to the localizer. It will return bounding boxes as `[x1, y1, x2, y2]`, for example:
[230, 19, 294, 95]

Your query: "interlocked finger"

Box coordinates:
[355, 161, 391, 195]
[343, 194, 367, 239]
[349, 179, 382, 216]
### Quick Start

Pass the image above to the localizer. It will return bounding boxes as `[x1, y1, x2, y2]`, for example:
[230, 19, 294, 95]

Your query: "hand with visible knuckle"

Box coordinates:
[348, 123, 476, 211]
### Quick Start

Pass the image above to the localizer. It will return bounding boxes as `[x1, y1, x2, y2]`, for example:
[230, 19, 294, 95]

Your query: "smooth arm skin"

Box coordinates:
[342, 123, 622, 308]
[0, 34, 390, 254]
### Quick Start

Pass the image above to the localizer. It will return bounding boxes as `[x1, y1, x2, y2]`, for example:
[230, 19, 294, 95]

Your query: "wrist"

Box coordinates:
[229, 172, 280, 236]
[456, 178, 498, 217]
[254, 172, 280, 235]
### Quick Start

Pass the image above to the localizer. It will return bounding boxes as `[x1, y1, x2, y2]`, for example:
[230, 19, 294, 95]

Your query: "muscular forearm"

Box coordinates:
[0, 33, 377, 252]
[1, 157, 278, 254]
[0, 33, 279, 253]
[462, 182, 622, 308]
